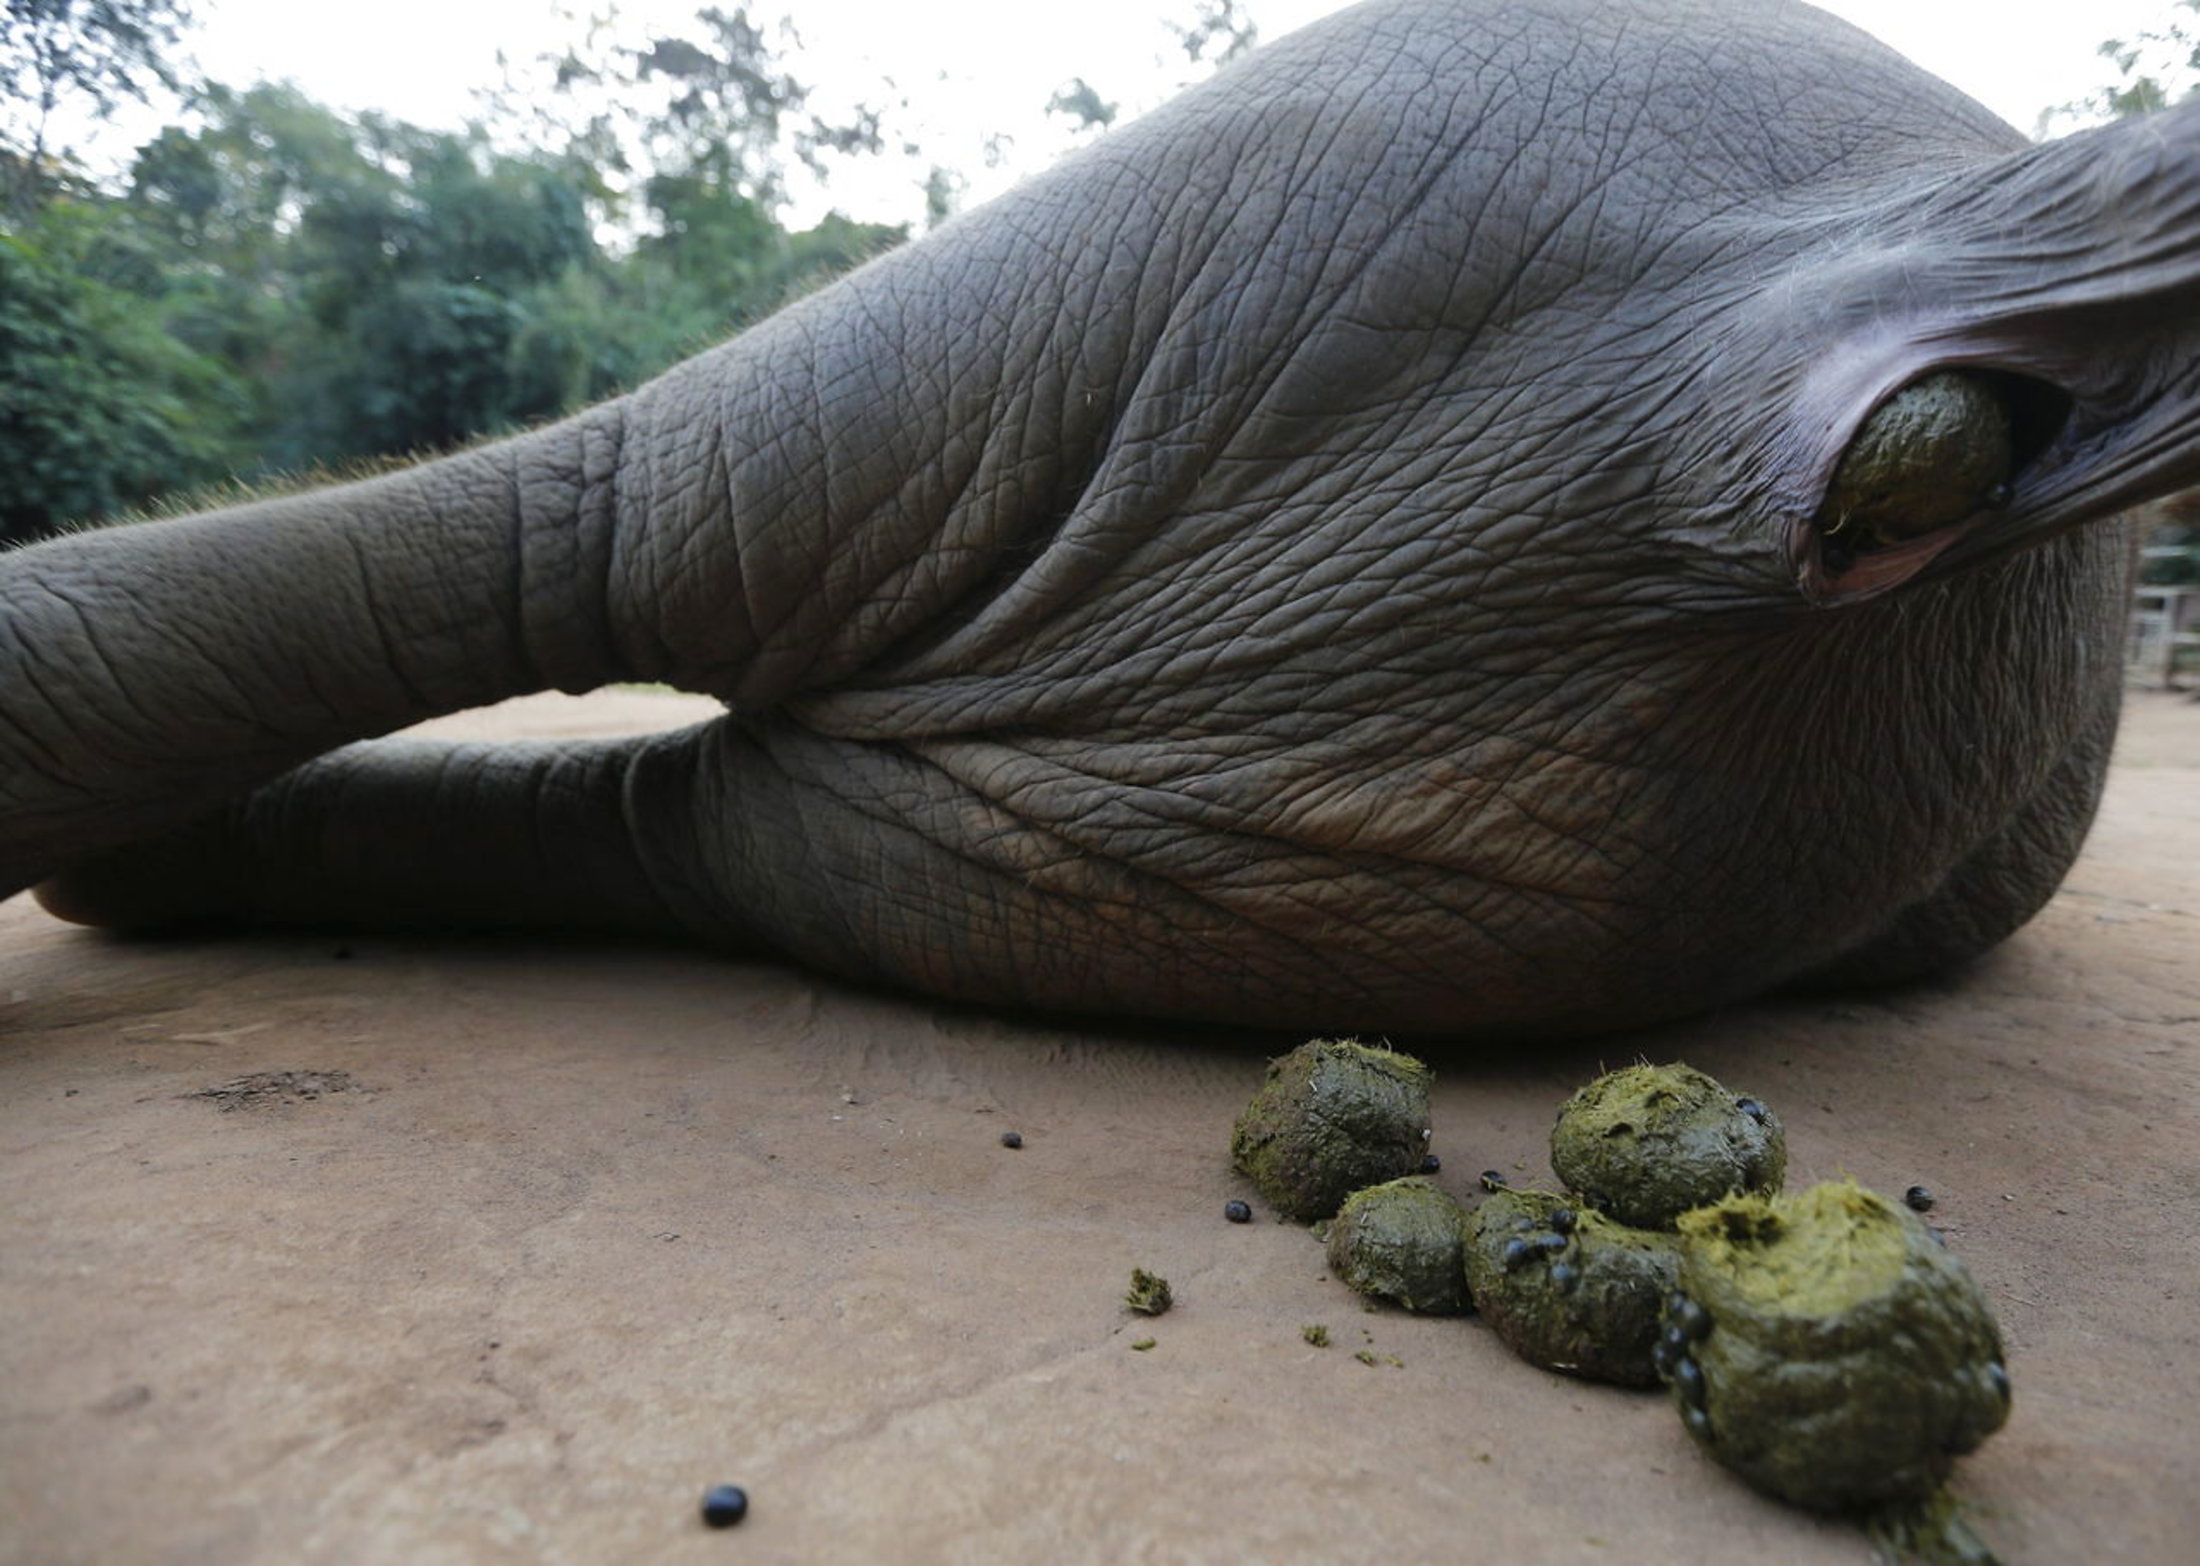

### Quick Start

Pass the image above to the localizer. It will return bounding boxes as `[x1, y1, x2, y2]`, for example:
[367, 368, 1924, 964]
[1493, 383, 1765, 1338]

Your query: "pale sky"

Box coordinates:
[97, 0, 2200, 227]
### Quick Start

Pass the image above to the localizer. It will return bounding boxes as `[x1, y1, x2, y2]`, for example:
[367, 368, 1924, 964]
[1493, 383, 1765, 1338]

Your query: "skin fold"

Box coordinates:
[3, 0, 2197, 1037]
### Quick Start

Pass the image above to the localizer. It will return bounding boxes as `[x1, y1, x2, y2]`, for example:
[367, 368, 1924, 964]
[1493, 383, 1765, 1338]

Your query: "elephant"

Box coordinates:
[2, 0, 2196, 1039]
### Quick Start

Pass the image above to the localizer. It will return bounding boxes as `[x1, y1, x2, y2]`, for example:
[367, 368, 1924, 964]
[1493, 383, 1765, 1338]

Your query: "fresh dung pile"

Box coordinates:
[1231, 1042, 2012, 1555]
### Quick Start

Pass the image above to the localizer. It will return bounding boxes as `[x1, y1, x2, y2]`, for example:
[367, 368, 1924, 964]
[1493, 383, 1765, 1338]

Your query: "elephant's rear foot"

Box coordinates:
[32, 731, 708, 945]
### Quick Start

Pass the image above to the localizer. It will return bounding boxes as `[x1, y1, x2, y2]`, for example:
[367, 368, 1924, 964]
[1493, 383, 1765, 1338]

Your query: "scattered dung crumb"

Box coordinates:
[185, 1070, 360, 1111]
[1130, 1337, 1157, 1352]
[1352, 1349, 1404, 1369]
[1863, 1490, 1999, 1563]
[1302, 1324, 1332, 1347]
[1125, 1267, 1173, 1316]
[92, 1384, 153, 1415]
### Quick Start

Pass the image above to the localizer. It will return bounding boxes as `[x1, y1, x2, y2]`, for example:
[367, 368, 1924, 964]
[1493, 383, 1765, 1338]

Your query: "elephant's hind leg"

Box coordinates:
[33, 728, 716, 945]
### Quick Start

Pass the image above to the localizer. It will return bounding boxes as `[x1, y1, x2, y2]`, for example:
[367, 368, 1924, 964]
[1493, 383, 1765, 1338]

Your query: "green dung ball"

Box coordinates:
[1464, 1188, 1681, 1388]
[1550, 1063, 1785, 1230]
[1325, 1177, 1471, 1315]
[1819, 370, 2015, 547]
[1668, 1180, 2013, 1512]
[1230, 1038, 1432, 1222]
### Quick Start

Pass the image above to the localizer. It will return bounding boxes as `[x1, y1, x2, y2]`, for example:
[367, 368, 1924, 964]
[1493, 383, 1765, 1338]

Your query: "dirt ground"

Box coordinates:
[2, 688, 2194, 1565]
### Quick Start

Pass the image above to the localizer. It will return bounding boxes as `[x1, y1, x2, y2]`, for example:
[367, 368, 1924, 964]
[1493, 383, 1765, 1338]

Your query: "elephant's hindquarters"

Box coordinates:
[649, 719, 1509, 1029]
[655, 722, 1797, 1035]
[649, 530, 2132, 1036]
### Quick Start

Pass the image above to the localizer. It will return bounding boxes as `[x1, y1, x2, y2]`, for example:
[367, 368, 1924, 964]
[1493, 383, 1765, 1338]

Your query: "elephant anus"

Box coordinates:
[4, 0, 2198, 1038]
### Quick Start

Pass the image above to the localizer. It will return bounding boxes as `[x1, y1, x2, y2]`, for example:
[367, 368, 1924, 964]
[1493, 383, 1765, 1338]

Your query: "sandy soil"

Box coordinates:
[2, 689, 2194, 1565]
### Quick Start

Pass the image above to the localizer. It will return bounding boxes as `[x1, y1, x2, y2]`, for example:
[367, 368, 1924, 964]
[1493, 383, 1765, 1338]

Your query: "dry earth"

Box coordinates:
[2, 688, 2194, 1564]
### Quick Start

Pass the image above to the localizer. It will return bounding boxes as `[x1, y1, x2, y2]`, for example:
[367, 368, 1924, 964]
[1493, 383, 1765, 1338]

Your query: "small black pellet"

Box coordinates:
[1681, 1403, 1713, 1440]
[999, 1131, 1024, 1149]
[1501, 1237, 1535, 1271]
[1651, 1335, 1679, 1376]
[1535, 1232, 1569, 1256]
[1547, 1262, 1579, 1293]
[1420, 1152, 1442, 1173]
[1735, 1097, 1768, 1123]
[1224, 1199, 1253, 1224]
[1904, 1184, 1935, 1212]
[700, 1485, 749, 1528]
[1660, 1322, 1692, 1357]
[1987, 1362, 2011, 1402]
[1669, 1296, 1713, 1340]
[1672, 1355, 1707, 1408]
[1547, 1207, 1577, 1234]
[1479, 1170, 1508, 1192]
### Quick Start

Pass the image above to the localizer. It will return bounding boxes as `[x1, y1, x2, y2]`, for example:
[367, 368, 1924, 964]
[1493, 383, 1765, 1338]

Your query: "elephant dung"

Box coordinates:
[1230, 1038, 1432, 1222]
[1549, 1063, 1785, 1230]
[1819, 370, 2015, 547]
[1668, 1180, 2012, 1511]
[1464, 1187, 1681, 1389]
[1324, 1176, 1471, 1315]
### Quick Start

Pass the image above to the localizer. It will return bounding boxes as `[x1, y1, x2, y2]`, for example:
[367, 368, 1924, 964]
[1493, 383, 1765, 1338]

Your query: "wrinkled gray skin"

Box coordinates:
[4, 0, 2199, 1037]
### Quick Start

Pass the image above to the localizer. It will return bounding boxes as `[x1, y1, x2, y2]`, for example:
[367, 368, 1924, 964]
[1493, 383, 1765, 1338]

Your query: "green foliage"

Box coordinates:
[1, 0, 193, 219]
[921, 165, 964, 232]
[2, 36, 905, 539]
[115, 85, 592, 465]
[2094, 3, 2200, 113]
[1046, 78, 1119, 133]
[0, 199, 246, 541]
[1043, 1, 1255, 145]
[5, 2, 1265, 537]
[2041, 0, 2200, 134]
[1168, 0, 1260, 72]
[486, 3, 885, 235]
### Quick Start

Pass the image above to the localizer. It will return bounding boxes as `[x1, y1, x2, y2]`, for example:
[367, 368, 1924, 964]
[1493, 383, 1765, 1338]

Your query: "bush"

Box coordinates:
[0, 202, 247, 541]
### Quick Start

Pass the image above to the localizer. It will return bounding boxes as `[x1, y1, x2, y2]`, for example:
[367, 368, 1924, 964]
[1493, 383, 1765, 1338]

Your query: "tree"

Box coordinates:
[1168, 0, 1260, 74]
[125, 86, 613, 463]
[2, 6, 909, 535]
[475, 5, 903, 407]
[2040, 0, 2199, 135]
[0, 199, 245, 540]
[2051, 2, 2200, 587]
[486, 5, 886, 244]
[1, 0, 194, 220]
[1044, 77, 1118, 135]
[1040, 2, 1258, 149]
[920, 164, 964, 231]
